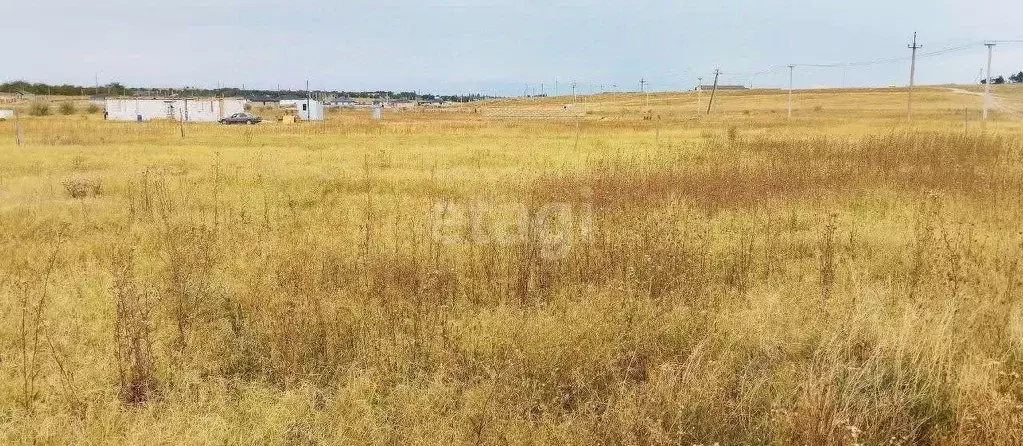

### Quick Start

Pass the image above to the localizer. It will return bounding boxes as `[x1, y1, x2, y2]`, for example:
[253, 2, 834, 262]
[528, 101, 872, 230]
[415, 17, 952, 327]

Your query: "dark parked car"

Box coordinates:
[219, 112, 262, 125]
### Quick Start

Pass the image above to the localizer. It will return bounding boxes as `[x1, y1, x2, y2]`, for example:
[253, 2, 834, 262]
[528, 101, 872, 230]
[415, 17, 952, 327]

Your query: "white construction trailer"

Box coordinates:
[279, 98, 324, 121]
[104, 98, 246, 122]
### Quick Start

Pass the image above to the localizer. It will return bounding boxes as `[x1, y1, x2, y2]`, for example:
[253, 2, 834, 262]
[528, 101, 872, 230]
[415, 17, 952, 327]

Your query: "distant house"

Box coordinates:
[104, 97, 246, 122]
[325, 97, 357, 108]
[389, 99, 416, 109]
[696, 85, 748, 91]
[280, 99, 324, 121]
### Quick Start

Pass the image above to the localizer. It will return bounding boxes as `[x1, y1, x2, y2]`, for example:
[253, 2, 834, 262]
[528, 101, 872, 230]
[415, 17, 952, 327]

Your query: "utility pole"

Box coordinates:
[907, 32, 921, 120]
[788, 65, 795, 119]
[706, 69, 720, 115]
[14, 108, 21, 146]
[641, 78, 649, 109]
[984, 42, 996, 121]
[572, 82, 577, 102]
[306, 79, 311, 121]
[696, 76, 703, 112]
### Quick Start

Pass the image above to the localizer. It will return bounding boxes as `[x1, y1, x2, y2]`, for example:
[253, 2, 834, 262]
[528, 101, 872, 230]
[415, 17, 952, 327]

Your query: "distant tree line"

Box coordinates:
[0, 80, 495, 102]
[980, 72, 1023, 84]
[0, 80, 130, 96]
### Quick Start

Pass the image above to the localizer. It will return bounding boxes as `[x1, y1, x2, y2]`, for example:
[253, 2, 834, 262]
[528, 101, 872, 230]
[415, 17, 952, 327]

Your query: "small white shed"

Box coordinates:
[104, 98, 245, 122]
[280, 99, 324, 121]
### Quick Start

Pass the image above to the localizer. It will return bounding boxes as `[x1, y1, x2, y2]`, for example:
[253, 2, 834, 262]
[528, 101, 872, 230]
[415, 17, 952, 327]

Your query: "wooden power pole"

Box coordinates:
[14, 108, 21, 146]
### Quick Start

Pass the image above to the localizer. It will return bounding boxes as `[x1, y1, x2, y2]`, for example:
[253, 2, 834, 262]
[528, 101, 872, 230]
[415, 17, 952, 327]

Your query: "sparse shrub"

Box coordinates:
[111, 251, 159, 405]
[86, 103, 100, 114]
[59, 102, 75, 115]
[63, 177, 102, 198]
[29, 101, 50, 116]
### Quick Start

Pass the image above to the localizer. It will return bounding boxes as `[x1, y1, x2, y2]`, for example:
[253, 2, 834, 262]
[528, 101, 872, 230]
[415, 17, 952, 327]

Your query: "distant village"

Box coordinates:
[0, 81, 494, 122]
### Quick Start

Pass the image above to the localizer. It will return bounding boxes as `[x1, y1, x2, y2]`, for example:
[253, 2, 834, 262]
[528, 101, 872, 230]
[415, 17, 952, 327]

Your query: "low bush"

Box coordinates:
[28, 101, 50, 116]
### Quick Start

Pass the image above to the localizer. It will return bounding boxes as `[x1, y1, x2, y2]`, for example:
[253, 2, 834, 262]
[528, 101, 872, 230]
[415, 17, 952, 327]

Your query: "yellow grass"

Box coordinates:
[2, 87, 1023, 444]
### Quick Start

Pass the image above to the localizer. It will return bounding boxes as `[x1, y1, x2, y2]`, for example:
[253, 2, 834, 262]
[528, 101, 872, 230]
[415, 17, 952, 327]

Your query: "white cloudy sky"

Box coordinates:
[4, 0, 1023, 95]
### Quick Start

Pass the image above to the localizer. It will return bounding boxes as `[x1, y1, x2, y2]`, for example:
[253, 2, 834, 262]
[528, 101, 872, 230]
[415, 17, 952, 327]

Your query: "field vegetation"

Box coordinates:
[1, 87, 1023, 444]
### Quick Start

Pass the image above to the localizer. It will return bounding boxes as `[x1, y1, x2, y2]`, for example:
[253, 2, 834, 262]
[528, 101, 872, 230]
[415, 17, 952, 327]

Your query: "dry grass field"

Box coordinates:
[2, 87, 1023, 444]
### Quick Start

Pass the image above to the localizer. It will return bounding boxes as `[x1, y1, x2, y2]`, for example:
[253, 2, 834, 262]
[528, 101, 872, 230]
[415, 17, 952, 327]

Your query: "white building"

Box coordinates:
[280, 98, 324, 121]
[0, 109, 13, 120]
[389, 99, 416, 109]
[325, 97, 357, 108]
[104, 98, 246, 122]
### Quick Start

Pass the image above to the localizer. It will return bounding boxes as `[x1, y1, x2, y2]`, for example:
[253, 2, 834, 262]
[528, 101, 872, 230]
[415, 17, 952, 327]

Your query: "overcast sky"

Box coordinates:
[4, 0, 1023, 95]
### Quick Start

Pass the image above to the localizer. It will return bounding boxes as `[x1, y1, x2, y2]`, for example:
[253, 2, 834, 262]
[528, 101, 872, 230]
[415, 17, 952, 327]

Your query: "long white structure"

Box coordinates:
[0, 109, 13, 120]
[280, 98, 324, 121]
[104, 98, 245, 122]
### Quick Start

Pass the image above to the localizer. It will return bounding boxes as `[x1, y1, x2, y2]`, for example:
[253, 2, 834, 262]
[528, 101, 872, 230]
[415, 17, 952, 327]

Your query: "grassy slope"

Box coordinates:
[1, 88, 1023, 444]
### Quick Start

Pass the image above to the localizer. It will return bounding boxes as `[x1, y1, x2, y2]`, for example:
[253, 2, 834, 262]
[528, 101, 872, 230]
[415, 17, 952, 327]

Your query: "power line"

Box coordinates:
[794, 42, 980, 69]
[546, 40, 1003, 97]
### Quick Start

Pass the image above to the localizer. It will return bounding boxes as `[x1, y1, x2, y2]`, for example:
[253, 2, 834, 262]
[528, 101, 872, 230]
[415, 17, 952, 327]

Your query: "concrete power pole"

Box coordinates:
[907, 32, 921, 120]
[696, 76, 703, 112]
[788, 65, 795, 119]
[706, 69, 720, 115]
[984, 42, 996, 121]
